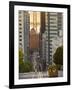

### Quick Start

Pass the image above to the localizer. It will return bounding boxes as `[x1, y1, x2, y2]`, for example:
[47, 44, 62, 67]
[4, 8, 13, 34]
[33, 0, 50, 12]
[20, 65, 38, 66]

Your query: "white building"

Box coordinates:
[41, 12, 63, 68]
[19, 10, 24, 50]
[18, 11, 30, 61]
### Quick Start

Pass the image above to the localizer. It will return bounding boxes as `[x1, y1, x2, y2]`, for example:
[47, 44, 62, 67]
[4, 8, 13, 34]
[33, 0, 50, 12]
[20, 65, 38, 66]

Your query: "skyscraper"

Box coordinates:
[30, 12, 40, 51]
[48, 12, 58, 65]
[19, 11, 30, 61]
[40, 12, 45, 60]
[57, 13, 63, 37]
[42, 13, 49, 68]
[19, 10, 24, 49]
[40, 12, 45, 33]
[29, 28, 39, 50]
[41, 12, 63, 70]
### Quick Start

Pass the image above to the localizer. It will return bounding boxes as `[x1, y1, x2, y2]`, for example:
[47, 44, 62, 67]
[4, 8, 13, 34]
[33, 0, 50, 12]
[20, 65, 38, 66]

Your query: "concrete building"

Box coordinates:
[18, 10, 24, 49]
[18, 11, 30, 61]
[48, 12, 58, 65]
[41, 12, 63, 69]
[29, 28, 40, 50]
[42, 33, 46, 61]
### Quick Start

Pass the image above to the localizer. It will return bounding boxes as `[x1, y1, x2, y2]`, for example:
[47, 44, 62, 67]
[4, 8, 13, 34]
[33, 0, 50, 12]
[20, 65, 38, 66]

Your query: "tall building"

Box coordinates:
[19, 10, 24, 49]
[40, 12, 45, 33]
[18, 11, 30, 61]
[29, 12, 40, 51]
[47, 12, 58, 65]
[30, 12, 40, 33]
[58, 13, 63, 36]
[41, 12, 63, 69]
[29, 28, 40, 50]
[42, 33, 46, 61]
[40, 12, 45, 60]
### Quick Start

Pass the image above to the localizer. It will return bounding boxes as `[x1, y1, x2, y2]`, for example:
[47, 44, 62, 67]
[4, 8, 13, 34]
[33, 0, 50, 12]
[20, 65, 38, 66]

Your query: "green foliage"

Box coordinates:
[19, 48, 24, 73]
[19, 60, 33, 73]
[19, 48, 24, 63]
[19, 48, 33, 73]
[53, 46, 63, 69]
[56, 64, 62, 70]
[22, 60, 33, 72]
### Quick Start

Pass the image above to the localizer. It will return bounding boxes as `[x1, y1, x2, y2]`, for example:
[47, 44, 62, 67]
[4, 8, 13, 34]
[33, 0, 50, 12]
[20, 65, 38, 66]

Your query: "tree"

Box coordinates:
[22, 60, 33, 72]
[19, 48, 24, 73]
[53, 46, 63, 70]
[19, 48, 24, 62]
[19, 48, 33, 73]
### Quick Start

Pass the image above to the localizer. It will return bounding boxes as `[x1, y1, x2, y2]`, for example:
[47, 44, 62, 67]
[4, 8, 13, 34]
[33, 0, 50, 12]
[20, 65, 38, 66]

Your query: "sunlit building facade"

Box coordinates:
[29, 12, 40, 51]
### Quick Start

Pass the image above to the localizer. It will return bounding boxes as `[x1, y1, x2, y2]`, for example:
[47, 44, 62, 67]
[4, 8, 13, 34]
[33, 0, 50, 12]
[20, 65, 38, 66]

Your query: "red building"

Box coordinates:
[29, 28, 40, 50]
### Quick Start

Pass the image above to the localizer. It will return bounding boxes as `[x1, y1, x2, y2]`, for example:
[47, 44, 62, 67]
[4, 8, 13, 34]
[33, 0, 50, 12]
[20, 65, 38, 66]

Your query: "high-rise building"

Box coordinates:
[48, 12, 58, 65]
[18, 11, 30, 61]
[49, 13, 63, 63]
[29, 28, 40, 50]
[29, 12, 40, 52]
[19, 10, 24, 49]
[40, 12, 45, 33]
[42, 33, 46, 61]
[41, 12, 63, 69]
[58, 13, 63, 36]
[40, 12, 45, 60]
[41, 33, 46, 71]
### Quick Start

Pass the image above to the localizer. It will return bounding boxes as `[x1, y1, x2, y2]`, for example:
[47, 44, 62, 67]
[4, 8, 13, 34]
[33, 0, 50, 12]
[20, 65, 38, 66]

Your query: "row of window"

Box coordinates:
[19, 27, 22, 30]
[19, 13, 22, 32]
[19, 43, 22, 46]
[50, 27, 57, 29]
[50, 26, 57, 28]
[19, 19, 21, 22]
[19, 23, 22, 26]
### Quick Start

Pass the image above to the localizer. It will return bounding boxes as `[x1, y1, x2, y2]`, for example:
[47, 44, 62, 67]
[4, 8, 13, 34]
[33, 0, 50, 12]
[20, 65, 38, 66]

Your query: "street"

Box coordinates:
[19, 71, 63, 79]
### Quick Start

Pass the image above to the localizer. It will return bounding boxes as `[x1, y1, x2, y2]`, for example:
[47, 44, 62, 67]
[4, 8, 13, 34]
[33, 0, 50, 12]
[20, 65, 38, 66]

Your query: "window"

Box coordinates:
[19, 35, 22, 37]
[19, 15, 21, 18]
[19, 39, 22, 41]
[19, 19, 21, 22]
[19, 23, 22, 26]
[19, 27, 22, 30]
[19, 31, 22, 33]
[19, 43, 22, 46]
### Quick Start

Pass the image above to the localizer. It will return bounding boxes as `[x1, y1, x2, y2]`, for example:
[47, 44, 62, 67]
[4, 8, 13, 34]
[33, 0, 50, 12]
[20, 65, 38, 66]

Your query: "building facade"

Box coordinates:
[18, 11, 30, 61]
[41, 12, 63, 70]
